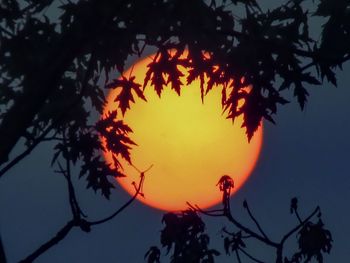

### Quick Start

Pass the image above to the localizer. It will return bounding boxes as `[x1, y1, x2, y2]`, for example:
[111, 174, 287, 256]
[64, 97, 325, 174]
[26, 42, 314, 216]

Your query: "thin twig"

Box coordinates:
[244, 200, 270, 241]
[89, 172, 145, 226]
[192, 194, 278, 246]
[63, 131, 87, 219]
[19, 220, 75, 263]
[226, 211, 279, 248]
[300, 61, 316, 72]
[0, 126, 53, 178]
[294, 210, 302, 224]
[239, 248, 266, 263]
[57, 161, 76, 218]
[187, 202, 224, 217]
[280, 206, 320, 245]
[19, 162, 147, 262]
[221, 228, 251, 239]
[235, 250, 242, 263]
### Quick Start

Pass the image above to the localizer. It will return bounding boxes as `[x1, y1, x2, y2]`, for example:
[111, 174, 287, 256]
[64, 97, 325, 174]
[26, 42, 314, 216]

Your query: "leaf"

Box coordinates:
[294, 82, 309, 110]
[107, 76, 146, 115]
[217, 175, 234, 192]
[144, 48, 186, 97]
[289, 218, 333, 263]
[96, 111, 136, 164]
[79, 156, 120, 199]
[145, 246, 161, 263]
[302, 72, 321, 85]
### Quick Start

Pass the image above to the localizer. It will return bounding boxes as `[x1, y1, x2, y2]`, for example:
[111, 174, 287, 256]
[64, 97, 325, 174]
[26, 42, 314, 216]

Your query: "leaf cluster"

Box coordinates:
[176, 178, 333, 263]
[286, 219, 332, 263]
[145, 211, 220, 263]
[1, 0, 350, 196]
[223, 230, 246, 255]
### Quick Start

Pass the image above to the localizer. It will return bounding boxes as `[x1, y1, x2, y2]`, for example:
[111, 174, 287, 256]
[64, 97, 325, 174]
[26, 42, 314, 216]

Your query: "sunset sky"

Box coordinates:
[1, 1, 350, 262]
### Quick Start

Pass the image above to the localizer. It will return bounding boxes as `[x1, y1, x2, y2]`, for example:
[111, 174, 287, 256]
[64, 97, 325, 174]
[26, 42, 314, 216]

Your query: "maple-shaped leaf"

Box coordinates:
[239, 91, 264, 141]
[144, 48, 187, 97]
[187, 50, 214, 101]
[106, 76, 146, 115]
[223, 87, 248, 122]
[79, 156, 123, 199]
[294, 82, 309, 110]
[144, 57, 166, 97]
[301, 72, 321, 85]
[166, 62, 184, 96]
[96, 111, 136, 164]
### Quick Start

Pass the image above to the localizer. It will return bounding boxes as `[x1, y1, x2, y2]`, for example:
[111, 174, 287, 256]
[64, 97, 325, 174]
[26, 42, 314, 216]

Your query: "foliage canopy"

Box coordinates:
[1, 0, 350, 197]
[145, 176, 332, 263]
[0, 1, 348, 262]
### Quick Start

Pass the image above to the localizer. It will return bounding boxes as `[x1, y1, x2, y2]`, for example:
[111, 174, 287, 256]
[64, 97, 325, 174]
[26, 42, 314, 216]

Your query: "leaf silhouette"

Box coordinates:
[107, 76, 146, 115]
[79, 156, 121, 199]
[96, 111, 136, 164]
[144, 48, 186, 97]
[145, 246, 161, 263]
[157, 210, 218, 263]
[288, 219, 332, 263]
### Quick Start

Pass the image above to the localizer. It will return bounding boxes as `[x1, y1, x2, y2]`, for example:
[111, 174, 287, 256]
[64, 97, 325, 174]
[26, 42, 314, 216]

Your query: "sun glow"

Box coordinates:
[102, 53, 263, 211]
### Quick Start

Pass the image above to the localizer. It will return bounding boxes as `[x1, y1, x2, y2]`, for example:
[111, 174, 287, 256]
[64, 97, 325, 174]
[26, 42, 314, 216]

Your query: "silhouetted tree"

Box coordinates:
[146, 176, 332, 263]
[0, 0, 348, 262]
[153, 210, 220, 263]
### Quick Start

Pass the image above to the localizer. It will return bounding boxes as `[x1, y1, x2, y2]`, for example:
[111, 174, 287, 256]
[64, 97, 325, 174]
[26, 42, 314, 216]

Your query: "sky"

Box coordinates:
[1, 1, 350, 263]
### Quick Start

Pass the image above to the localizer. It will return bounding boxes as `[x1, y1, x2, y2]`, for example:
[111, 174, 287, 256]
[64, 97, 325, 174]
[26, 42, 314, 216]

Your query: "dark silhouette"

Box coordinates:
[0, 0, 349, 262]
[148, 210, 220, 263]
[146, 176, 332, 263]
[0, 235, 6, 263]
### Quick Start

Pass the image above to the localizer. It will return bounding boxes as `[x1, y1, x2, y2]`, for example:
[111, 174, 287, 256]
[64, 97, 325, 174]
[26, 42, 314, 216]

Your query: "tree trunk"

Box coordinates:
[0, 235, 6, 263]
[276, 245, 283, 263]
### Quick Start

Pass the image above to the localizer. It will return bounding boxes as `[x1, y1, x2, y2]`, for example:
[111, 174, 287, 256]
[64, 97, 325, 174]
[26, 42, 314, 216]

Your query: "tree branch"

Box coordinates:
[0, 0, 129, 166]
[294, 209, 302, 224]
[190, 199, 278, 247]
[0, 47, 97, 179]
[243, 200, 270, 241]
[226, 212, 279, 248]
[186, 202, 224, 217]
[239, 248, 266, 263]
[280, 206, 320, 245]
[19, 220, 75, 263]
[89, 172, 145, 226]
[235, 249, 242, 263]
[18, 161, 146, 262]
[0, 125, 53, 178]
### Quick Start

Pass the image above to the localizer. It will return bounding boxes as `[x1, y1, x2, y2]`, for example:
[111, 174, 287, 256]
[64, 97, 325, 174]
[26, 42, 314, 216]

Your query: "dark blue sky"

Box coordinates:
[1, 1, 350, 262]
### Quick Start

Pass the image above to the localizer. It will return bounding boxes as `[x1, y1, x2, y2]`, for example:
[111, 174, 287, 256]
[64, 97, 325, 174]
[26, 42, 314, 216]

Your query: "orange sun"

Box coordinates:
[102, 53, 263, 212]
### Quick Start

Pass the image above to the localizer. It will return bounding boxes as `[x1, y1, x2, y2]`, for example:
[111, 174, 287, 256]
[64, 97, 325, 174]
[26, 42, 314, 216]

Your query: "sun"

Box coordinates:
[102, 53, 263, 212]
